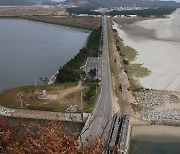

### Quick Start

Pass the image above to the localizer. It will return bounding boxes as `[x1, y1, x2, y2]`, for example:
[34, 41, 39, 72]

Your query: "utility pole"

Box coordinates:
[96, 83, 98, 94]
[81, 89, 83, 122]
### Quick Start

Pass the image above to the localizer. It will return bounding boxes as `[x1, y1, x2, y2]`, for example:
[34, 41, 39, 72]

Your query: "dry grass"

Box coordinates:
[114, 30, 137, 61]
[22, 15, 101, 30]
[0, 7, 101, 30]
[107, 19, 128, 112]
[0, 6, 61, 16]
[124, 64, 150, 78]
[0, 83, 93, 112]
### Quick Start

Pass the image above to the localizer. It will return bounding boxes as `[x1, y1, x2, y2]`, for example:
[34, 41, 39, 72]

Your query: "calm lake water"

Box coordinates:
[0, 19, 89, 91]
[131, 140, 180, 154]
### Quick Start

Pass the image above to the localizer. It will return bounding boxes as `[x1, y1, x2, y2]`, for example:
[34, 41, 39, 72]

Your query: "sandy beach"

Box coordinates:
[113, 9, 180, 91]
[132, 125, 180, 142]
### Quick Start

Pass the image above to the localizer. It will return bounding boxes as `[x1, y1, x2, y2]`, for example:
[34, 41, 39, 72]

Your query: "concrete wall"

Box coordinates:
[0, 105, 89, 123]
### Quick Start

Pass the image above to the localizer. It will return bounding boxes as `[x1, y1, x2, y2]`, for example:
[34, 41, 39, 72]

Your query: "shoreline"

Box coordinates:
[21, 17, 92, 33]
[0, 16, 92, 33]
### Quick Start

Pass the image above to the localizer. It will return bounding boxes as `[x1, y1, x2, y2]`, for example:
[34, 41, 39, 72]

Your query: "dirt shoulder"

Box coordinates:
[107, 18, 136, 114]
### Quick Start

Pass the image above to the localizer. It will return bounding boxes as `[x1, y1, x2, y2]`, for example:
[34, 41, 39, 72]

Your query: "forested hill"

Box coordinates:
[106, 7, 177, 17]
[63, 0, 180, 8]
[0, 0, 60, 6]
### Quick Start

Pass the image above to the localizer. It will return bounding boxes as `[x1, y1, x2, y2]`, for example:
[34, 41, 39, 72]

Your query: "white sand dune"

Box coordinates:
[113, 9, 180, 91]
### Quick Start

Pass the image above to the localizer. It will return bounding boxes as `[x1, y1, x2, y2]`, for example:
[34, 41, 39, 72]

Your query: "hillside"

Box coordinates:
[1, 0, 179, 7]
[63, 0, 180, 8]
[0, 0, 60, 6]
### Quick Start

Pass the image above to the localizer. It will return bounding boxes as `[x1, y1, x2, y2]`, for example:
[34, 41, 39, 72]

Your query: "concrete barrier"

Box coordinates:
[0, 105, 89, 123]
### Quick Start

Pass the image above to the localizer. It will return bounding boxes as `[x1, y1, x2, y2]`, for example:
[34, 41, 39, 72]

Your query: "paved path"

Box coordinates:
[81, 16, 113, 142]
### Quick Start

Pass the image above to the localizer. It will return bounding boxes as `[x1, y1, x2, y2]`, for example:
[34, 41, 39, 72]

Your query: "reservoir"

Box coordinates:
[130, 125, 180, 154]
[0, 19, 89, 91]
[131, 140, 180, 154]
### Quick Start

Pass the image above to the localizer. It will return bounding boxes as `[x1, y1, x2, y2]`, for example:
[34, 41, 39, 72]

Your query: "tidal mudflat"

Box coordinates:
[113, 9, 180, 91]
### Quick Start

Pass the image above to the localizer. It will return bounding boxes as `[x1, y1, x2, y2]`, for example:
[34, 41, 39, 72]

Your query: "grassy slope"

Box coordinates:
[0, 83, 99, 113]
[113, 29, 150, 91]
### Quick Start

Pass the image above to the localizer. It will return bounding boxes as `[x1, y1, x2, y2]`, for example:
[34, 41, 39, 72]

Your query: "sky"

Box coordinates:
[52, 0, 180, 2]
[163, 0, 180, 2]
[52, 0, 65, 2]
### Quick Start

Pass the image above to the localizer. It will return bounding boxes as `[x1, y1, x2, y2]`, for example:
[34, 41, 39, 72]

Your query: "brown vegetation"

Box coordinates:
[0, 7, 101, 30]
[22, 15, 101, 30]
[0, 6, 61, 16]
[0, 118, 103, 153]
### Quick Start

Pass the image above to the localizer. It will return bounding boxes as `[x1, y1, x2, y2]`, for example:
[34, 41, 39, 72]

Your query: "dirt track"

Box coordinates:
[108, 19, 136, 114]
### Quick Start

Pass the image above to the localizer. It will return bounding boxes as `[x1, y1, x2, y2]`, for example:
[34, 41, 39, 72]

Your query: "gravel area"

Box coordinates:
[143, 109, 180, 121]
[134, 89, 180, 124]
[134, 89, 179, 110]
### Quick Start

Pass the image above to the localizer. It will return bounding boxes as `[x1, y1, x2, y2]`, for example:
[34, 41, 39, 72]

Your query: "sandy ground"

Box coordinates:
[50, 81, 83, 100]
[131, 125, 180, 142]
[113, 9, 180, 91]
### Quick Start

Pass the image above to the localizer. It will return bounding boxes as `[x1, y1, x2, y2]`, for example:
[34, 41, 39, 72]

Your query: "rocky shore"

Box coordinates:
[133, 89, 180, 125]
[134, 89, 180, 111]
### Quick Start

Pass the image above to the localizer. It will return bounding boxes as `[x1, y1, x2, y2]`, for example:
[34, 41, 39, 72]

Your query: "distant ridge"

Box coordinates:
[63, 0, 180, 8]
[1, 0, 180, 7]
[0, 0, 60, 6]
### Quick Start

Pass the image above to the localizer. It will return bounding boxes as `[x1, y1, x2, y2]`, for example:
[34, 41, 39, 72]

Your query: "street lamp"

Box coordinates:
[81, 89, 84, 122]
[34, 77, 37, 87]
[20, 94, 23, 108]
[96, 83, 98, 94]
[80, 74, 84, 122]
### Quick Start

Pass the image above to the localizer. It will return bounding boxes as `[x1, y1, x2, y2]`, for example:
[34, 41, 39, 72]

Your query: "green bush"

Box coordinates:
[117, 46, 120, 51]
[56, 27, 102, 83]
[84, 85, 96, 101]
[120, 52, 125, 57]
[123, 59, 129, 65]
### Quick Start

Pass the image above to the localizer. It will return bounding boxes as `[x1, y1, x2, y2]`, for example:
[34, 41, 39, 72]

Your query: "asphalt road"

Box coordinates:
[81, 16, 113, 142]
